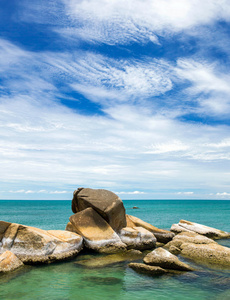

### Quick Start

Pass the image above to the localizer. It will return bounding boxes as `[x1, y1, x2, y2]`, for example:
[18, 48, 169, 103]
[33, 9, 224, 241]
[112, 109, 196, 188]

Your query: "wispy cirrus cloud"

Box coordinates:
[60, 0, 230, 45]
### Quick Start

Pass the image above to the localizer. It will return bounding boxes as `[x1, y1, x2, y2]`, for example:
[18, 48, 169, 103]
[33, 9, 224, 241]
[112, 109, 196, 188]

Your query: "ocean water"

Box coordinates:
[0, 200, 230, 300]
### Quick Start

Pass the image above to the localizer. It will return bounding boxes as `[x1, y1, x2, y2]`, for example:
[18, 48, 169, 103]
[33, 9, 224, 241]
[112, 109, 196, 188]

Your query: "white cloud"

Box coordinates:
[216, 192, 230, 197]
[177, 192, 194, 195]
[18, 0, 230, 46]
[175, 58, 230, 115]
[60, 0, 230, 44]
[116, 191, 146, 195]
[145, 140, 188, 154]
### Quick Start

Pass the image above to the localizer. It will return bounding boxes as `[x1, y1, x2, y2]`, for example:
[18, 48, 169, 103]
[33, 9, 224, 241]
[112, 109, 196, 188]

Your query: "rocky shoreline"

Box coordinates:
[1, 187, 230, 274]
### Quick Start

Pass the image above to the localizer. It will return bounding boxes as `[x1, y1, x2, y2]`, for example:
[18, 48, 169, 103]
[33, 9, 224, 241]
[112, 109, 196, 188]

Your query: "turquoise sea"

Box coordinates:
[0, 200, 230, 300]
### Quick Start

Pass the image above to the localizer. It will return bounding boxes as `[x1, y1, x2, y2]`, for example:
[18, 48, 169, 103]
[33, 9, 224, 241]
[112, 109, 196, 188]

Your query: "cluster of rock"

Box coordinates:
[129, 247, 194, 275]
[166, 221, 230, 268]
[66, 188, 174, 253]
[1, 187, 230, 275]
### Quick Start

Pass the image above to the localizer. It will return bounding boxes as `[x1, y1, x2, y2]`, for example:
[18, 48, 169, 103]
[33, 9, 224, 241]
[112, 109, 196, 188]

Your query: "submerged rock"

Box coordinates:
[143, 247, 194, 271]
[119, 226, 156, 250]
[171, 220, 230, 239]
[71, 187, 126, 232]
[129, 262, 167, 276]
[180, 242, 230, 268]
[83, 276, 122, 285]
[126, 215, 174, 243]
[0, 251, 24, 272]
[0, 221, 83, 263]
[69, 207, 126, 253]
[76, 250, 143, 268]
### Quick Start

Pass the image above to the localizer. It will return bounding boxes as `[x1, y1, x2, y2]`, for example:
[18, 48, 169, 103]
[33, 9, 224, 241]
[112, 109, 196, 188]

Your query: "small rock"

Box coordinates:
[143, 247, 194, 271]
[129, 262, 167, 276]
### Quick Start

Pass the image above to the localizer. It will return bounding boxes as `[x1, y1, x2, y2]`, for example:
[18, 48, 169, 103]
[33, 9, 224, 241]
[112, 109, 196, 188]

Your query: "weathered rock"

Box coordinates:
[164, 231, 216, 252]
[65, 222, 76, 233]
[126, 215, 174, 243]
[168, 245, 181, 255]
[0, 221, 11, 242]
[129, 262, 167, 275]
[119, 226, 156, 250]
[0, 251, 24, 272]
[69, 207, 126, 253]
[0, 221, 83, 263]
[180, 243, 230, 268]
[143, 247, 194, 271]
[170, 223, 193, 234]
[171, 220, 230, 239]
[71, 188, 126, 232]
[76, 250, 143, 268]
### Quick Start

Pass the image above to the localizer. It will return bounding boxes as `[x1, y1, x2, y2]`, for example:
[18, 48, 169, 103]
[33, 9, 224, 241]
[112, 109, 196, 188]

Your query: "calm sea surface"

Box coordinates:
[0, 200, 230, 300]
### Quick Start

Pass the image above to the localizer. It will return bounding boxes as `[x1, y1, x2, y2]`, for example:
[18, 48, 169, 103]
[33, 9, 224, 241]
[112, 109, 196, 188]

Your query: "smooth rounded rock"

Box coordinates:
[180, 242, 230, 268]
[69, 207, 126, 253]
[129, 262, 167, 276]
[143, 247, 194, 271]
[72, 188, 127, 232]
[0, 221, 83, 263]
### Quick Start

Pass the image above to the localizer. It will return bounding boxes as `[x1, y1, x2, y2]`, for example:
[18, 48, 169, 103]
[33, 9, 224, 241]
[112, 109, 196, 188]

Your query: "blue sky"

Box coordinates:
[1, 0, 230, 200]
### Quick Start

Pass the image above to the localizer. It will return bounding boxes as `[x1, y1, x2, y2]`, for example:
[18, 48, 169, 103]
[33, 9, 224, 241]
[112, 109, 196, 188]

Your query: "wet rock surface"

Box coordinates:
[129, 262, 167, 276]
[143, 247, 194, 271]
[76, 249, 143, 268]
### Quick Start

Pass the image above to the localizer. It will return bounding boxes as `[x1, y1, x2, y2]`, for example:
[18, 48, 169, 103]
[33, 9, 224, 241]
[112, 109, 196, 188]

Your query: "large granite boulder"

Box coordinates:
[69, 207, 126, 253]
[0, 251, 24, 272]
[171, 220, 230, 239]
[126, 215, 174, 243]
[0, 221, 83, 263]
[143, 247, 194, 271]
[164, 231, 216, 253]
[180, 243, 230, 268]
[119, 226, 156, 250]
[72, 188, 126, 232]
